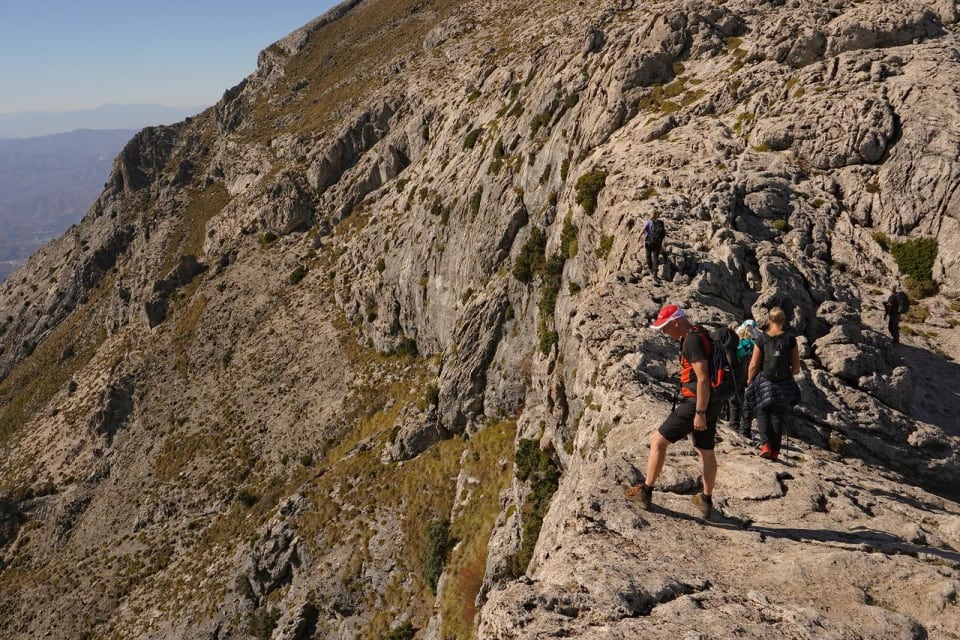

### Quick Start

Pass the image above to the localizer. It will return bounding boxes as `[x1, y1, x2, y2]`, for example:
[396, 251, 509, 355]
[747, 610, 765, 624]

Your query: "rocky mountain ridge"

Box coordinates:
[1, 0, 959, 638]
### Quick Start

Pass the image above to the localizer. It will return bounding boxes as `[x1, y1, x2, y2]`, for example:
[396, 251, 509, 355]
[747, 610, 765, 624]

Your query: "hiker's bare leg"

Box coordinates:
[645, 431, 670, 486]
[698, 449, 717, 495]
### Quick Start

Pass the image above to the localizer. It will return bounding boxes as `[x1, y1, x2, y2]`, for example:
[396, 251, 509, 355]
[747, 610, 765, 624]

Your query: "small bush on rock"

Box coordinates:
[384, 622, 416, 640]
[891, 237, 938, 298]
[575, 170, 607, 215]
[423, 519, 450, 594]
[513, 228, 547, 283]
[288, 265, 308, 285]
[872, 231, 890, 251]
[506, 439, 559, 577]
[463, 128, 482, 150]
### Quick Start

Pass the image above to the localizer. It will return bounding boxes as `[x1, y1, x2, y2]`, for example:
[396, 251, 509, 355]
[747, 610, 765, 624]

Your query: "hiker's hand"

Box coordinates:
[694, 412, 707, 431]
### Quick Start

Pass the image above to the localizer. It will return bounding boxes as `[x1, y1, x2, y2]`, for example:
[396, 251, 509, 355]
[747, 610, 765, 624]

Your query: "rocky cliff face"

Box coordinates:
[1, 0, 959, 638]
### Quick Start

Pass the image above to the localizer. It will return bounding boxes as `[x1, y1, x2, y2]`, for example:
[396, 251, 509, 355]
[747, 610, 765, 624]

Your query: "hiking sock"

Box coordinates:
[642, 484, 653, 495]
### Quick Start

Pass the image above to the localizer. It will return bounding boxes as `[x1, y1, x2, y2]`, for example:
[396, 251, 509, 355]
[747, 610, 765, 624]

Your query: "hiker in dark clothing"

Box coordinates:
[729, 319, 758, 438]
[624, 304, 723, 518]
[746, 307, 800, 460]
[640, 211, 665, 281]
[883, 285, 910, 344]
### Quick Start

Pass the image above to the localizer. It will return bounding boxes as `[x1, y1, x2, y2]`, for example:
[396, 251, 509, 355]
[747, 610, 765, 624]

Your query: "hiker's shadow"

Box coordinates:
[897, 343, 960, 437]
[646, 500, 754, 533]
[647, 495, 960, 566]
[744, 523, 960, 565]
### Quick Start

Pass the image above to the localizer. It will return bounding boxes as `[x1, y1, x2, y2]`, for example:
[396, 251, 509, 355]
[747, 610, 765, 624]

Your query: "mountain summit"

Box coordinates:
[1, 1, 959, 638]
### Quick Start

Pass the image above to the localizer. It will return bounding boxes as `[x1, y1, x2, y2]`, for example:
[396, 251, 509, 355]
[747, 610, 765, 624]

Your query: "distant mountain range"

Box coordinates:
[0, 103, 207, 139]
[0, 129, 136, 281]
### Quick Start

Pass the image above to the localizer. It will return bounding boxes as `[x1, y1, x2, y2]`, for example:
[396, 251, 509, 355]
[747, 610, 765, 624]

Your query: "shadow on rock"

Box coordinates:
[897, 343, 960, 437]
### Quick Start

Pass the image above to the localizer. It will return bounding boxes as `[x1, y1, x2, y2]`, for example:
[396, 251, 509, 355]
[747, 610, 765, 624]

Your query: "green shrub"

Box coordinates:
[423, 519, 451, 594]
[560, 215, 578, 259]
[299, 453, 313, 467]
[539, 164, 552, 185]
[530, 111, 551, 137]
[905, 277, 938, 300]
[547, 191, 558, 207]
[872, 231, 890, 251]
[537, 255, 565, 354]
[236, 489, 259, 508]
[564, 92, 580, 109]
[771, 219, 790, 232]
[538, 327, 559, 355]
[506, 439, 560, 576]
[376, 257, 386, 273]
[513, 227, 547, 283]
[594, 235, 614, 259]
[725, 36, 744, 49]
[463, 128, 482, 150]
[430, 195, 444, 217]
[387, 337, 419, 358]
[395, 178, 410, 193]
[560, 158, 570, 182]
[905, 304, 931, 324]
[539, 255, 565, 318]
[892, 237, 939, 299]
[827, 436, 846, 455]
[384, 622, 416, 640]
[260, 231, 278, 245]
[575, 170, 608, 215]
[420, 384, 439, 410]
[493, 138, 506, 160]
[890, 237, 937, 285]
[470, 188, 483, 217]
[248, 607, 281, 640]
[288, 265, 308, 285]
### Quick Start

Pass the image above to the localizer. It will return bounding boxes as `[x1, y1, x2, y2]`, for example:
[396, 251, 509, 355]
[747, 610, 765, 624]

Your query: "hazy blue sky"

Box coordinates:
[0, 0, 341, 114]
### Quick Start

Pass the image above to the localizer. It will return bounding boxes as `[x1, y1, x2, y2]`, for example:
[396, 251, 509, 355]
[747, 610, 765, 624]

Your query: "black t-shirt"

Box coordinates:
[757, 332, 796, 382]
[680, 328, 710, 397]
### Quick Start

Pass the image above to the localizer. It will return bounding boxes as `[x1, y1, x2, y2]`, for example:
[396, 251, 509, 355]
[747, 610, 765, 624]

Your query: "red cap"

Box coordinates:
[651, 304, 685, 329]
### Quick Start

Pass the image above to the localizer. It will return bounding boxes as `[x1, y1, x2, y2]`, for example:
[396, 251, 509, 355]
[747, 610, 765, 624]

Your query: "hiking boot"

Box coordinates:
[624, 484, 653, 509]
[759, 444, 773, 459]
[691, 493, 712, 519]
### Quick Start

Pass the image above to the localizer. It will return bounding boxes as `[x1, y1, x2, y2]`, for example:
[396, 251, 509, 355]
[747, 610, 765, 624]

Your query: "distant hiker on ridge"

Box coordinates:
[883, 284, 910, 344]
[745, 307, 800, 460]
[625, 304, 723, 518]
[640, 211, 665, 282]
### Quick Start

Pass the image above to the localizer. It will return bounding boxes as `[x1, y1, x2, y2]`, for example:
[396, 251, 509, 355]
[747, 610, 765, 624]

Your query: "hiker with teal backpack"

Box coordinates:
[729, 319, 759, 438]
[625, 304, 736, 518]
[640, 211, 666, 282]
[745, 307, 800, 460]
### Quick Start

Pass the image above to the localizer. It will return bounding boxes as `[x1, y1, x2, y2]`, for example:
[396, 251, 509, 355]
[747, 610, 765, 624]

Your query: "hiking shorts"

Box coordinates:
[658, 398, 723, 450]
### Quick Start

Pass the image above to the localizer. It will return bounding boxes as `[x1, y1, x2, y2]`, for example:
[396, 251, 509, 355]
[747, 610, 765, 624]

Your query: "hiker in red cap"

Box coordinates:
[625, 303, 722, 518]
